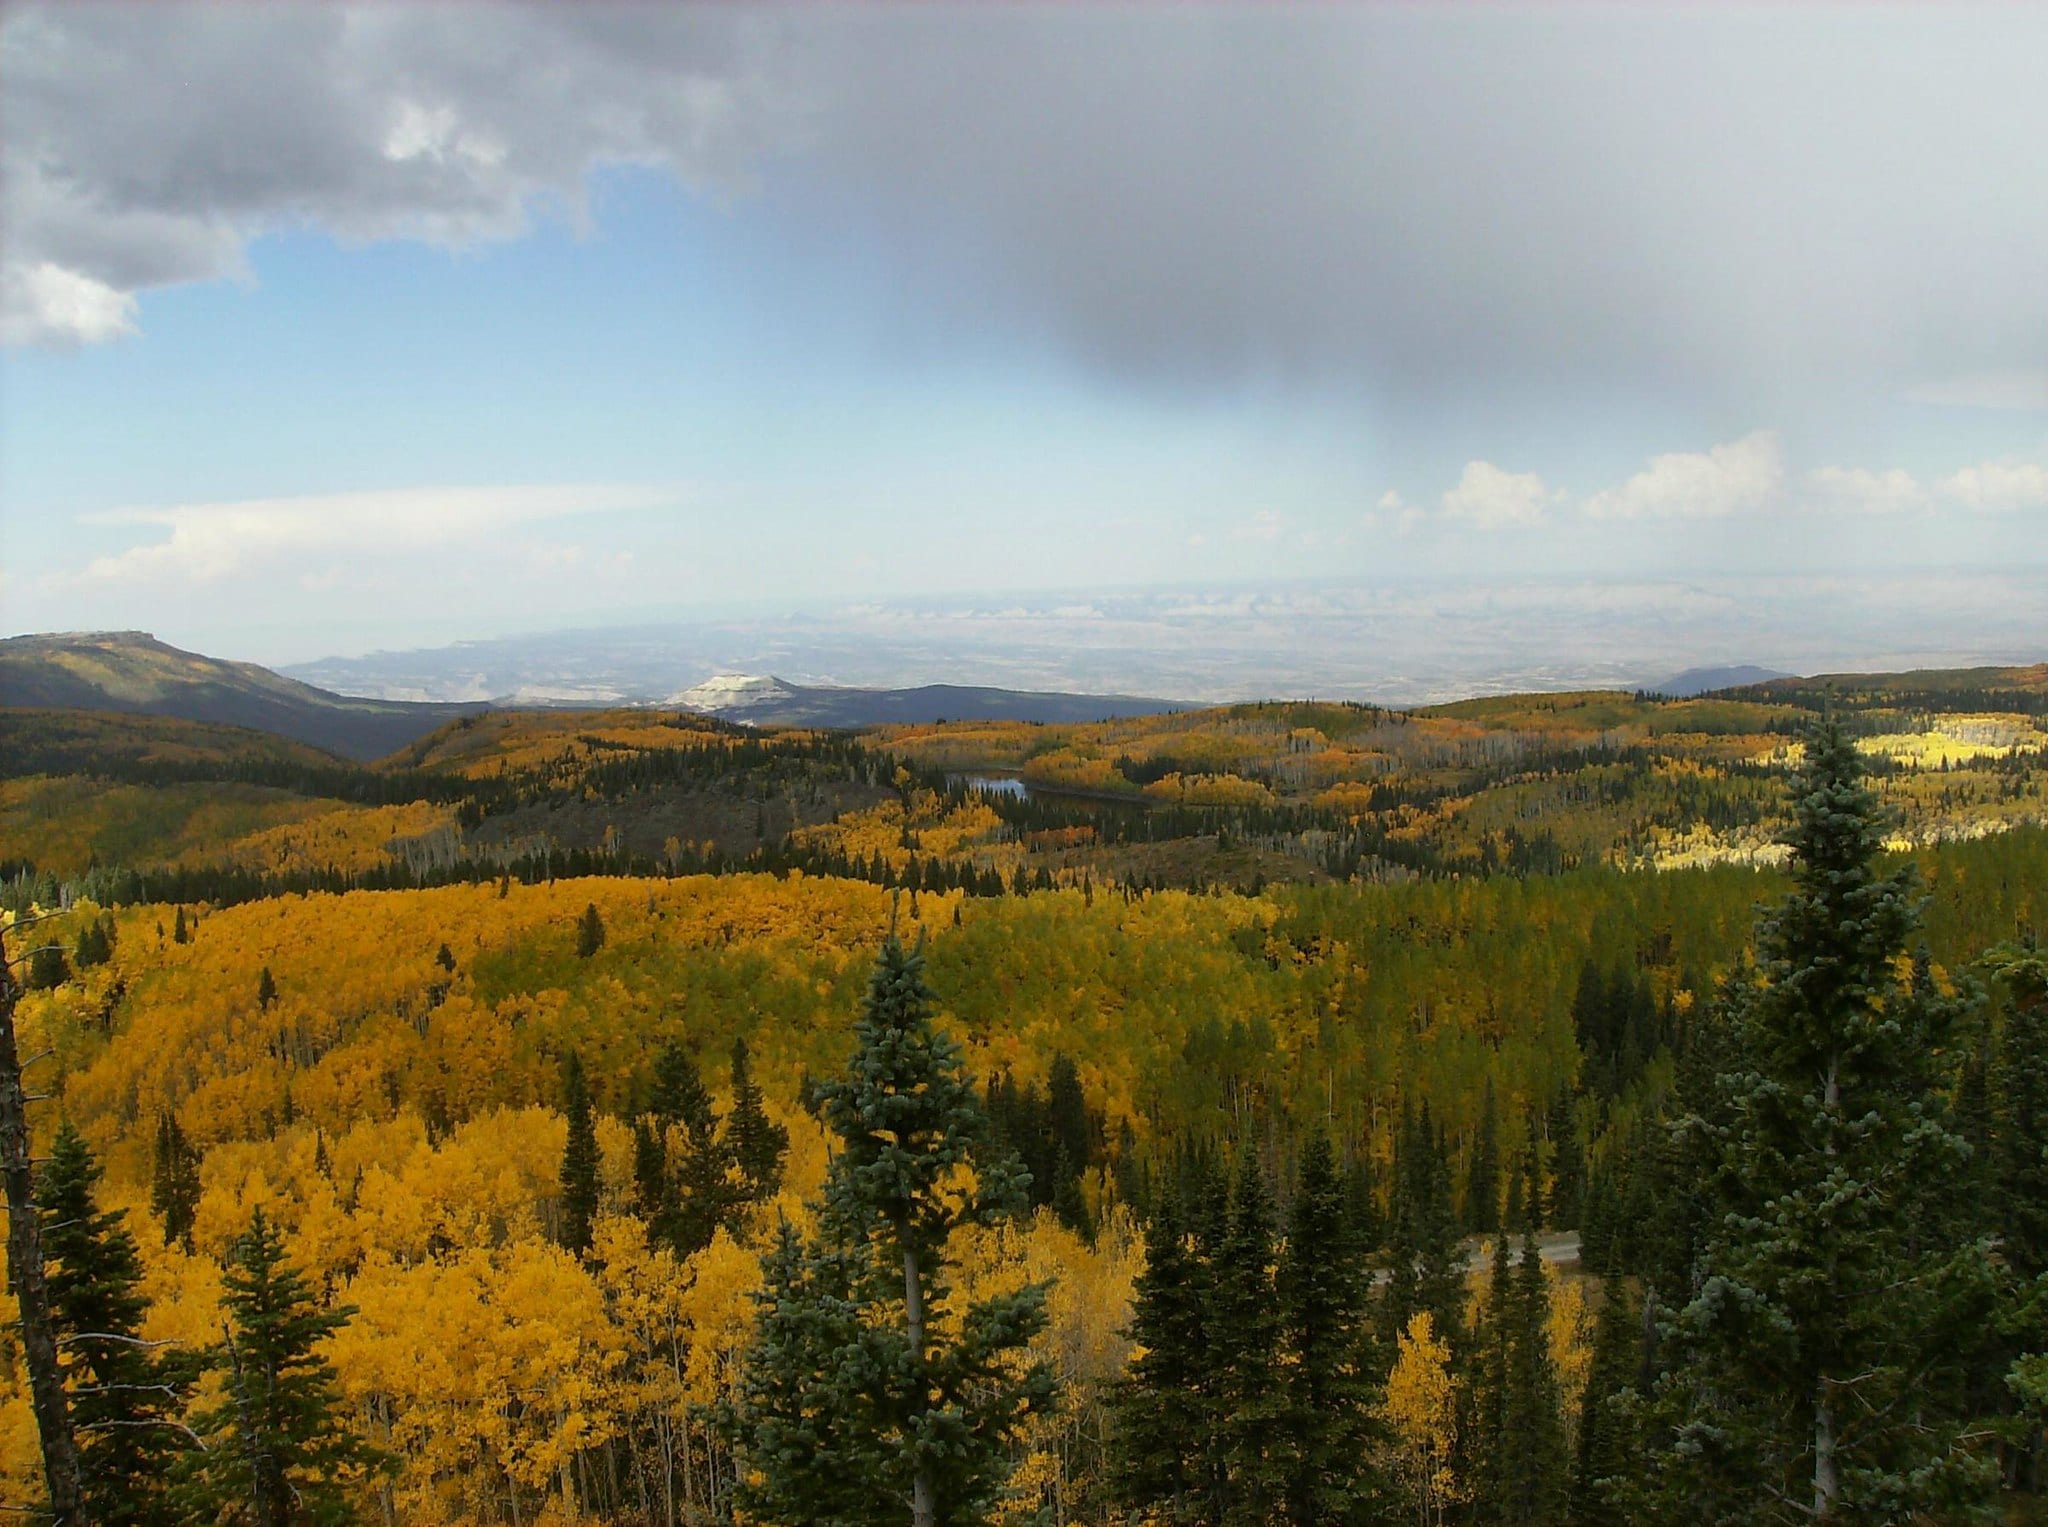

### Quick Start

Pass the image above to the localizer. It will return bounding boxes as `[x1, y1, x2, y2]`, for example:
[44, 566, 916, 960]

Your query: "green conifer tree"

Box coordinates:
[631, 1116, 669, 1233]
[256, 967, 276, 1011]
[1112, 1184, 1208, 1520]
[1645, 713, 1997, 1522]
[726, 1035, 789, 1204]
[1277, 1126, 1385, 1523]
[1470, 1144, 1568, 1524]
[1211, 1142, 1285, 1523]
[729, 934, 1052, 1527]
[1543, 1091, 1584, 1229]
[149, 1111, 201, 1253]
[177, 1209, 383, 1524]
[25, 942, 70, 991]
[1467, 1080, 1502, 1234]
[1381, 1102, 1465, 1355]
[41, 1121, 192, 1525]
[1986, 942, 2048, 1282]
[1571, 1280, 1643, 1527]
[558, 1050, 601, 1256]
[575, 901, 605, 958]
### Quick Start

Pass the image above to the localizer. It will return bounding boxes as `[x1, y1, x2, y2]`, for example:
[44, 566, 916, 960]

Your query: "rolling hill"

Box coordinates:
[667, 673, 1190, 727]
[0, 631, 485, 761]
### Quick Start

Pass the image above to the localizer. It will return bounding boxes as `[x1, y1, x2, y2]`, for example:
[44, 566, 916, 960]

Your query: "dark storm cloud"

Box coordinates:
[6, 3, 2046, 417]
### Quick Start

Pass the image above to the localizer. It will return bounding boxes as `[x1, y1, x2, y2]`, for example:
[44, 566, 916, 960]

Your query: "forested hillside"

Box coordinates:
[0, 680, 2043, 1522]
[0, 632, 483, 761]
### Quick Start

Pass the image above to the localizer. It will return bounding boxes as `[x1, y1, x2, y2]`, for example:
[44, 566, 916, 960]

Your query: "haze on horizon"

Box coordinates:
[3, 3, 2045, 681]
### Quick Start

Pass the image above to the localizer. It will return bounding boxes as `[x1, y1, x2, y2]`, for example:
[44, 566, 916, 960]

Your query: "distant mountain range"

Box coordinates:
[0, 632, 482, 762]
[1652, 664, 1792, 697]
[0, 633, 1188, 756]
[665, 674, 1188, 727]
[10, 630, 2043, 764]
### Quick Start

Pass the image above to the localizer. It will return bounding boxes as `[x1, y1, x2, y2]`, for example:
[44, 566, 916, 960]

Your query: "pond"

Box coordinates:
[952, 773, 1032, 799]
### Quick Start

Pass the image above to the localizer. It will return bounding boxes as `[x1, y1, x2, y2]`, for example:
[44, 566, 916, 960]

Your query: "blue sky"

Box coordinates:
[3, 5, 2045, 667]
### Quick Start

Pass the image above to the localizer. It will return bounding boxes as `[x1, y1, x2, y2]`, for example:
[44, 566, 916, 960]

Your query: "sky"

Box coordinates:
[3, 3, 2046, 669]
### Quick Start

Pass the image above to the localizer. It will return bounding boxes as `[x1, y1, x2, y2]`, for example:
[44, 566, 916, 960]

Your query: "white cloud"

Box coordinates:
[1582, 431, 1783, 520]
[68, 483, 680, 588]
[1937, 461, 2048, 512]
[0, 262, 138, 345]
[1806, 465, 1925, 515]
[1, 7, 781, 345]
[1439, 461, 1558, 530]
[1903, 371, 2048, 412]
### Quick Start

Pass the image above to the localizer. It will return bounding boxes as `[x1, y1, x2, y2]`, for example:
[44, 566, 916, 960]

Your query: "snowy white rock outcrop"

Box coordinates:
[665, 674, 797, 719]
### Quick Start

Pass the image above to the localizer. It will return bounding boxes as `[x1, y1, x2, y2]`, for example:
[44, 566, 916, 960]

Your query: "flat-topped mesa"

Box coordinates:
[665, 674, 797, 714]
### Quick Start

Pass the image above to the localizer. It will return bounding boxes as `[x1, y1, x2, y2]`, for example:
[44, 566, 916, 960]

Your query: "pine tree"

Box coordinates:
[41, 1121, 192, 1524]
[1543, 1092, 1583, 1229]
[729, 934, 1052, 1526]
[178, 1208, 383, 1524]
[575, 901, 605, 958]
[256, 967, 276, 1011]
[149, 1111, 201, 1253]
[1277, 1126, 1385, 1523]
[726, 1036, 789, 1204]
[1645, 713, 1998, 1522]
[1466, 1080, 1501, 1234]
[1381, 1102, 1465, 1356]
[1112, 1184, 1208, 1520]
[1986, 942, 2048, 1282]
[1982, 941, 2048, 1491]
[1470, 1145, 1568, 1525]
[172, 907, 188, 945]
[1047, 1051, 1094, 1208]
[1211, 1141, 1285, 1523]
[558, 1050, 600, 1256]
[1571, 1280, 1642, 1527]
[665, 1047, 735, 1256]
[631, 1116, 669, 1231]
[25, 942, 70, 991]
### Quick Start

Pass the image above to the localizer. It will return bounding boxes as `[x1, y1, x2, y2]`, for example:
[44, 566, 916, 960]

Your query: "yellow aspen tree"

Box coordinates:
[1382, 1311, 1461, 1527]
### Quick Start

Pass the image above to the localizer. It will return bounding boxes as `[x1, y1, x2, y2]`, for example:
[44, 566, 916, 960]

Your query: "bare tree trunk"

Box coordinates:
[1813, 1387, 1838, 1521]
[903, 1243, 935, 1527]
[0, 928, 86, 1523]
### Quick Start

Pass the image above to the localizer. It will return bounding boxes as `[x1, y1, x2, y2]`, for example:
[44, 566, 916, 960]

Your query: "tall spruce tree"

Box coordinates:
[1112, 1184, 1208, 1521]
[41, 1121, 193, 1525]
[150, 1110, 202, 1253]
[1499, 1178, 1569, 1522]
[1644, 713, 1997, 1522]
[1467, 1142, 1567, 1525]
[1381, 1102, 1465, 1356]
[558, 1050, 601, 1256]
[726, 1036, 789, 1204]
[1211, 1142, 1285, 1523]
[575, 901, 605, 958]
[1277, 1126, 1385, 1523]
[1543, 1092, 1583, 1230]
[1985, 942, 2048, 1283]
[729, 934, 1052, 1527]
[1983, 941, 2048, 1493]
[178, 1209, 383, 1524]
[1571, 1280, 1643, 1526]
[1466, 1081, 1501, 1234]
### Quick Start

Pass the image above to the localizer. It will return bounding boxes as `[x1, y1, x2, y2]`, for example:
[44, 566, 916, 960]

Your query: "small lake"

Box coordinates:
[953, 774, 1032, 799]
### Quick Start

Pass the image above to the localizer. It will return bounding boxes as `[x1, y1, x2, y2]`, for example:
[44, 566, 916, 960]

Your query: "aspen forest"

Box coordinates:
[1, 680, 2045, 1523]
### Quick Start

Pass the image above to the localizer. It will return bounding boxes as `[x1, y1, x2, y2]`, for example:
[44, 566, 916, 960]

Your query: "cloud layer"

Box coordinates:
[8, 4, 2048, 427]
[68, 483, 679, 587]
[1391, 438, 2046, 532]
